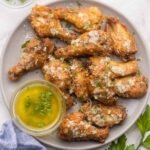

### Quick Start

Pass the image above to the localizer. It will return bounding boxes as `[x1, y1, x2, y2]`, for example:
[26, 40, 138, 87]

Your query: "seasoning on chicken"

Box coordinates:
[8, 38, 54, 81]
[80, 102, 127, 127]
[42, 57, 71, 91]
[105, 16, 137, 61]
[70, 59, 90, 101]
[58, 112, 109, 143]
[115, 75, 148, 98]
[55, 30, 113, 59]
[29, 5, 77, 42]
[54, 7, 103, 33]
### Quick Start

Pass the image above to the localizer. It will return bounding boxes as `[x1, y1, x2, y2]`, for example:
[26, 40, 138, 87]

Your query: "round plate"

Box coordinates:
[0, 0, 150, 150]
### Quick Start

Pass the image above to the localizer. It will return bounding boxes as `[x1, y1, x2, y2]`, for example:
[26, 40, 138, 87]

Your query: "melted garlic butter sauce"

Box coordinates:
[14, 84, 62, 130]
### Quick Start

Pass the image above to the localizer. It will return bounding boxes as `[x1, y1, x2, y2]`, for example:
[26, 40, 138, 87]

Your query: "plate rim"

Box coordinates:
[0, 0, 150, 149]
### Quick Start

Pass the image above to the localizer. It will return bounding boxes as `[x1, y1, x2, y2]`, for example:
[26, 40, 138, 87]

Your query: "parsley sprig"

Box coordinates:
[108, 105, 150, 150]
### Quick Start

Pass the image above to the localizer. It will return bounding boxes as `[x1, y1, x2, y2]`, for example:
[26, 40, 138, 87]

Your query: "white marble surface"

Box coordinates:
[0, 0, 150, 149]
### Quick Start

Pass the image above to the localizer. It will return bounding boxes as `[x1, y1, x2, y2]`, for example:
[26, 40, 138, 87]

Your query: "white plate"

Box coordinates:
[0, 0, 150, 150]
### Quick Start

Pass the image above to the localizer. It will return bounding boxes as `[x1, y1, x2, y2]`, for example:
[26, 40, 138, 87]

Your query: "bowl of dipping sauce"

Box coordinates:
[10, 80, 66, 136]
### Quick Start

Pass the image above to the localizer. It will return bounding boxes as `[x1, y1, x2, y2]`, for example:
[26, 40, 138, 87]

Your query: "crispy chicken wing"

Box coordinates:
[58, 112, 109, 143]
[70, 59, 90, 101]
[88, 56, 146, 104]
[105, 16, 137, 61]
[8, 38, 54, 81]
[80, 102, 127, 127]
[88, 56, 138, 79]
[29, 5, 76, 42]
[115, 75, 148, 98]
[55, 30, 113, 58]
[42, 57, 71, 91]
[54, 7, 103, 33]
[42, 57, 74, 109]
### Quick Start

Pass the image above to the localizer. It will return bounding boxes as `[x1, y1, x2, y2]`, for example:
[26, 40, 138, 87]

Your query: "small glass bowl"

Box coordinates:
[10, 80, 66, 136]
[0, 0, 34, 9]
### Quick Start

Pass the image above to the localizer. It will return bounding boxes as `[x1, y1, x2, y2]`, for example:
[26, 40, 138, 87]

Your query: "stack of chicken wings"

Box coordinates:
[8, 5, 148, 143]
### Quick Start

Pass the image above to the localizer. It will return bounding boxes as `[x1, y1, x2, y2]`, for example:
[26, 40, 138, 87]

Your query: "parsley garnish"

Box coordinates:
[84, 22, 92, 29]
[108, 105, 150, 150]
[21, 40, 30, 48]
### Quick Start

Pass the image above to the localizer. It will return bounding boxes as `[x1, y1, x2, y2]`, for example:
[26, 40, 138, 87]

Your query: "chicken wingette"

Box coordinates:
[80, 102, 127, 127]
[29, 5, 76, 42]
[54, 7, 103, 33]
[105, 16, 137, 61]
[58, 112, 109, 143]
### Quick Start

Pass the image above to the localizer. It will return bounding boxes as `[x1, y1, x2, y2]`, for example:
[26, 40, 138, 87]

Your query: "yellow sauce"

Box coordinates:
[14, 83, 62, 130]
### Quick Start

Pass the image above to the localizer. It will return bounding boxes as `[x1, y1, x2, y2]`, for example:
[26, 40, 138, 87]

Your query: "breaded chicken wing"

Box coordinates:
[70, 59, 90, 101]
[105, 16, 137, 61]
[115, 75, 148, 98]
[80, 102, 127, 127]
[42, 57, 74, 109]
[88, 56, 146, 104]
[42, 57, 71, 91]
[55, 30, 113, 58]
[54, 7, 103, 33]
[30, 5, 76, 42]
[88, 56, 138, 79]
[58, 112, 109, 143]
[8, 38, 54, 81]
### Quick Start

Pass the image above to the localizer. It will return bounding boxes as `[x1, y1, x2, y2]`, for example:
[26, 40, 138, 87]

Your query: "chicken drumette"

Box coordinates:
[8, 38, 54, 81]
[42, 57, 74, 109]
[55, 30, 113, 59]
[58, 112, 109, 143]
[29, 5, 76, 42]
[80, 102, 127, 128]
[105, 16, 137, 61]
[54, 7, 103, 33]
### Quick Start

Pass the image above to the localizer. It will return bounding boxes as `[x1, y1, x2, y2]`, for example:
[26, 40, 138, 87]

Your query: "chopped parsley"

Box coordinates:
[21, 40, 30, 48]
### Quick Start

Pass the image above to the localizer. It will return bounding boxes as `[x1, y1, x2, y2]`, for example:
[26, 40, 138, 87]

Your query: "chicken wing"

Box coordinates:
[70, 59, 90, 101]
[105, 16, 137, 61]
[8, 38, 54, 81]
[29, 5, 76, 42]
[42, 57, 71, 91]
[88, 56, 138, 79]
[88, 56, 146, 104]
[54, 7, 103, 33]
[80, 102, 127, 128]
[58, 112, 109, 143]
[42, 57, 74, 109]
[55, 30, 113, 58]
[115, 75, 148, 98]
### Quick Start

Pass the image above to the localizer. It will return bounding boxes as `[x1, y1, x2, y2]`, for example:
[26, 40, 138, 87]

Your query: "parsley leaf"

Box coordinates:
[125, 145, 135, 150]
[137, 105, 150, 136]
[21, 40, 30, 48]
[143, 135, 150, 149]
[108, 135, 126, 150]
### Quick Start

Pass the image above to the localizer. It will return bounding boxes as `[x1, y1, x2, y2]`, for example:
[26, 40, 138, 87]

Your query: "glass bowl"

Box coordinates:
[10, 80, 66, 136]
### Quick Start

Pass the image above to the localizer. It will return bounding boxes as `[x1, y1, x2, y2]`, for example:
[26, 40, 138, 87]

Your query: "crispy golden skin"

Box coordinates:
[70, 59, 90, 101]
[55, 30, 113, 58]
[105, 16, 137, 61]
[8, 38, 54, 81]
[42, 58, 71, 91]
[42, 57, 74, 109]
[58, 112, 109, 143]
[115, 75, 148, 98]
[29, 5, 76, 42]
[88, 56, 143, 104]
[88, 56, 138, 79]
[54, 7, 103, 33]
[80, 102, 127, 127]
